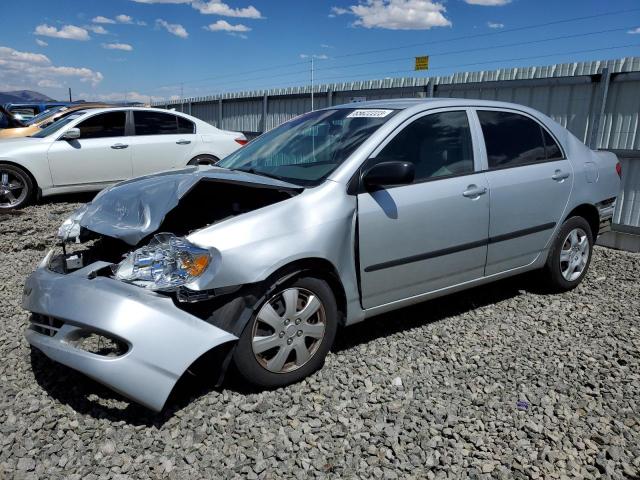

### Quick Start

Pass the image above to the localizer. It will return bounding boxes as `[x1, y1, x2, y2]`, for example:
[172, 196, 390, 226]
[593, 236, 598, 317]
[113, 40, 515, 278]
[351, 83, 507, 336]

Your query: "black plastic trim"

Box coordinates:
[364, 222, 556, 273]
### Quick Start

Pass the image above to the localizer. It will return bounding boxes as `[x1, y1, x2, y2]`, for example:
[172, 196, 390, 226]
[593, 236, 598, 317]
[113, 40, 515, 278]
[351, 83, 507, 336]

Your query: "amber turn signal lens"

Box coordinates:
[182, 254, 210, 277]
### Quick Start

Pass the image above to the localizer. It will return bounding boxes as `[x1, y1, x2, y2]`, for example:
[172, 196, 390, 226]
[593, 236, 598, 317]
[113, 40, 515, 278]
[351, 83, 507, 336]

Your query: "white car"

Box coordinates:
[0, 107, 247, 209]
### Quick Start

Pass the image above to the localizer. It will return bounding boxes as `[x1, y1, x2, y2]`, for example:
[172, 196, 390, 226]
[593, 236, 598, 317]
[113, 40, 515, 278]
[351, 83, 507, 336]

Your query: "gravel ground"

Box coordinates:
[1, 198, 639, 480]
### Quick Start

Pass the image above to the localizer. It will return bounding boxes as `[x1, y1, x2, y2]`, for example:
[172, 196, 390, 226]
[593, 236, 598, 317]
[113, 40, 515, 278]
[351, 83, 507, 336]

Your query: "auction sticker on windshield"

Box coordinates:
[347, 109, 393, 118]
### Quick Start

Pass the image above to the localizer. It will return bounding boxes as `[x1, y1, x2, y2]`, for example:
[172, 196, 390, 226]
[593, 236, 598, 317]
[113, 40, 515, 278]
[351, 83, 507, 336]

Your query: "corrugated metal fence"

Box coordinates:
[156, 57, 640, 151]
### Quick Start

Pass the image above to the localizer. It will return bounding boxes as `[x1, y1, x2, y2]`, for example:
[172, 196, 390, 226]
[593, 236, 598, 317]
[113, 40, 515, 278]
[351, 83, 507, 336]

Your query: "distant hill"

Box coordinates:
[0, 90, 56, 104]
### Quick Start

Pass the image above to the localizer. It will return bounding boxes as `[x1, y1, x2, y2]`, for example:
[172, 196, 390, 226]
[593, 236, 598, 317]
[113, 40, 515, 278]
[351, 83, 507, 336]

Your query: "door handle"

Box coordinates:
[176, 139, 191, 145]
[462, 185, 488, 198]
[552, 170, 570, 181]
[111, 143, 129, 150]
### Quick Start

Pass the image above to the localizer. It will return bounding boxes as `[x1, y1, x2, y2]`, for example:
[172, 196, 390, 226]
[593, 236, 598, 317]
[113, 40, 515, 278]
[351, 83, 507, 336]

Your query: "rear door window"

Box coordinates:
[542, 128, 563, 159]
[177, 116, 195, 134]
[134, 111, 192, 135]
[77, 111, 127, 139]
[478, 110, 549, 169]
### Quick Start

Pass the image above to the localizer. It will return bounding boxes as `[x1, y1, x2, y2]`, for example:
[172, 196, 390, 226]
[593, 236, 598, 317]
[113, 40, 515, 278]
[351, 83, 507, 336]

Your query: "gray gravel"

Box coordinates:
[1, 198, 639, 479]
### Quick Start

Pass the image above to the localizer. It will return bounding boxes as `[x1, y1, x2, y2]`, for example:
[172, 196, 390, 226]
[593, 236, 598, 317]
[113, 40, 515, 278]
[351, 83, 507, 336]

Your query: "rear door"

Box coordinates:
[47, 111, 132, 186]
[473, 109, 572, 275]
[130, 111, 197, 176]
[358, 109, 490, 309]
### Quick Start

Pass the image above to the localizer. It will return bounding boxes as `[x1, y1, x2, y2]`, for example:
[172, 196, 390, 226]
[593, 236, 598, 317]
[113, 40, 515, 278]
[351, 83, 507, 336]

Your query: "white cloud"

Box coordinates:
[333, 0, 451, 30]
[156, 19, 189, 38]
[0, 46, 50, 64]
[464, 0, 511, 5]
[102, 43, 134, 51]
[38, 79, 62, 88]
[204, 20, 251, 32]
[34, 24, 91, 41]
[0, 45, 103, 89]
[300, 53, 329, 60]
[331, 7, 349, 15]
[79, 91, 159, 103]
[93, 14, 144, 25]
[320, 44, 333, 48]
[86, 25, 109, 34]
[192, 0, 263, 18]
[487, 21, 504, 28]
[628, 27, 640, 34]
[35, 39, 48, 47]
[93, 15, 116, 24]
[116, 14, 134, 24]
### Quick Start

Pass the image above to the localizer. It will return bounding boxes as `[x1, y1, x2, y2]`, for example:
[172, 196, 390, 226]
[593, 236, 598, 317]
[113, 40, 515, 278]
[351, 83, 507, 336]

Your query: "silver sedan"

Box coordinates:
[23, 99, 620, 411]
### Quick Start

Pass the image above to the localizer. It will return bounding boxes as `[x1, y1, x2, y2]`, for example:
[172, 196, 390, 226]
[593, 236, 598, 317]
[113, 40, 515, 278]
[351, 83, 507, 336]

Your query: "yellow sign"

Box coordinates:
[415, 56, 429, 71]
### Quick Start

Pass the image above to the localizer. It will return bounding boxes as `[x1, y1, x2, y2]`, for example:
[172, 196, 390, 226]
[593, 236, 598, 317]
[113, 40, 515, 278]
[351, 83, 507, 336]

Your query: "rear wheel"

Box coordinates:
[188, 154, 219, 167]
[542, 216, 593, 292]
[232, 276, 338, 388]
[0, 164, 33, 210]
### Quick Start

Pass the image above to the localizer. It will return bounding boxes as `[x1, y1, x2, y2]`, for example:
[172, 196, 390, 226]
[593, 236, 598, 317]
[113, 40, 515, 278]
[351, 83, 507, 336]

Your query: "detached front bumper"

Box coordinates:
[22, 252, 237, 411]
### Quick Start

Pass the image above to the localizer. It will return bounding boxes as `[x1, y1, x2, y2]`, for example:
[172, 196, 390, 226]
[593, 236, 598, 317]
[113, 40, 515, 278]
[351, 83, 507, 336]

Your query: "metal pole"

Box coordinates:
[262, 92, 268, 132]
[68, 88, 72, 102]
[589, 67, 611, 150]
[311, 57, 314, 112]
[426, 79, 435, 98]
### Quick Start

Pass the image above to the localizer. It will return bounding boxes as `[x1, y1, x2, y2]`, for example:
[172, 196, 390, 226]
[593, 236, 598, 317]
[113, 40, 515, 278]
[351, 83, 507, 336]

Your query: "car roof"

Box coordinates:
[73, 106, 192, 116]
[329, 98, 535, 111]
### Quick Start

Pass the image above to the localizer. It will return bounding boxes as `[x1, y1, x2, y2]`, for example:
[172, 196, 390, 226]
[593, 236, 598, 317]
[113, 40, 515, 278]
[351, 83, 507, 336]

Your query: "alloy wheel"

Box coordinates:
[0, 169, 28, 209]
[251, 287, 326, 373]
[560, 227, 590, 282]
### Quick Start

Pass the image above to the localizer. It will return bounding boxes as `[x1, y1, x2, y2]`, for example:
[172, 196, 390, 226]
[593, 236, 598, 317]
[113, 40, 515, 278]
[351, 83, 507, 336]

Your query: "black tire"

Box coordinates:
[232, 276, 338, 388]
[188, 154, 219, 166]
[542, 216, 594, 292]
[0, 163, 34, 210]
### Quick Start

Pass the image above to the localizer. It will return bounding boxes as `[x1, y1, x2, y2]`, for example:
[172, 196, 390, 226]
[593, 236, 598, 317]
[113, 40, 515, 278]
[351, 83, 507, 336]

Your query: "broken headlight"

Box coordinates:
[57, 205, 88, 243]
[113, 233, 211, 291]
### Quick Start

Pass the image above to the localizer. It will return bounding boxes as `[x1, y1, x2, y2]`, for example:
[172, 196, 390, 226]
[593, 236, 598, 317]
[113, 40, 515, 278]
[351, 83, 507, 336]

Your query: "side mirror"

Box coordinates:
[363, 161, 415, 189]
[62, 128, 80, 140]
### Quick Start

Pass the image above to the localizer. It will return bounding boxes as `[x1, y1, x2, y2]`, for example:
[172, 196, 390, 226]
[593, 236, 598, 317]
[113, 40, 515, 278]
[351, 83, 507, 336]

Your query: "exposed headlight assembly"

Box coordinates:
[113, 233, 211, 291]
[57, 205, 88, 243]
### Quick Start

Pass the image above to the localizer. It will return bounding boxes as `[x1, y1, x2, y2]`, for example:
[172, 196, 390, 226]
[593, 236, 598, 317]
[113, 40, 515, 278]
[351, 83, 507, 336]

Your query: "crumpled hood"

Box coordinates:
[76, 166, 301, 245]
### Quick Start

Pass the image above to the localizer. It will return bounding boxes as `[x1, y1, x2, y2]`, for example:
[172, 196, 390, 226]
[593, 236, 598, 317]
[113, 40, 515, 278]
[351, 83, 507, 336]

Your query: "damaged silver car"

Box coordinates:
[23, 99, 620, 411]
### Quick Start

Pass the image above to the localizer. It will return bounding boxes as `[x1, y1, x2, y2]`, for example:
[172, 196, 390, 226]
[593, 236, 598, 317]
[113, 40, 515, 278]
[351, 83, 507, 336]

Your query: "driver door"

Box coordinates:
[47, 110, 132, 187]
[358, 109, 490, 309]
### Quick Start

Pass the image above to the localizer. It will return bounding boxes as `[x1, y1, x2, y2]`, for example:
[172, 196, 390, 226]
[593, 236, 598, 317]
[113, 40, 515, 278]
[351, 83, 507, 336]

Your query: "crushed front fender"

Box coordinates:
[22, 256, 237, 411]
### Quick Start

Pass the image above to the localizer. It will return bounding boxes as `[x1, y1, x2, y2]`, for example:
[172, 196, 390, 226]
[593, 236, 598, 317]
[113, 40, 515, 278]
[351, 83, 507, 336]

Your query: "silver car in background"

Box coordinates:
[23, 99, 620, 411]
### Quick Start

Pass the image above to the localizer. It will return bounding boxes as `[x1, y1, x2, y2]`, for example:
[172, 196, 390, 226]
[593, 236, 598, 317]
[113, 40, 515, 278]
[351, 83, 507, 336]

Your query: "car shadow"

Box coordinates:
[332, 272, 546, 353]
[29, 271, 546, 426]
[41, 192, 97, 205]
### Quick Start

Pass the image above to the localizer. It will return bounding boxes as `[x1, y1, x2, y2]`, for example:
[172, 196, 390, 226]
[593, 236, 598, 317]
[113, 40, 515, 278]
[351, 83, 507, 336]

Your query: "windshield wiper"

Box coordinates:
[232, 167, 288, 183]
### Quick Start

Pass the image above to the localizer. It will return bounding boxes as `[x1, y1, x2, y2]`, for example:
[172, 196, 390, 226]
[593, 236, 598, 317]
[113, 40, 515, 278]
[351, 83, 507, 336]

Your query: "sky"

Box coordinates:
[0, 0, 639, 103]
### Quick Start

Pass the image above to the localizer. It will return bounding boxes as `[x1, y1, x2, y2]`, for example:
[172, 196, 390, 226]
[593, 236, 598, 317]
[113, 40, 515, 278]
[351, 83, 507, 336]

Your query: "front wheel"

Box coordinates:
[542, 216, 593, 292]
[0, 164, 34, 210]
[232, 276, 338, 388]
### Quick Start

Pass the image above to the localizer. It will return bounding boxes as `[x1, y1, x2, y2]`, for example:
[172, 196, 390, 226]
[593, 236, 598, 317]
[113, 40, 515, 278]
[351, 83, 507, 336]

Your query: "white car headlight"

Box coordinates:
[113, 233, 211, 291]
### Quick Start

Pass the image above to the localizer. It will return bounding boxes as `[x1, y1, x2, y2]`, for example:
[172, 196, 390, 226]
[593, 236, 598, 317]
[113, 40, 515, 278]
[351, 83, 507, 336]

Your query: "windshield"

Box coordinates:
[30, 112, 84, 138]
[217, 108, 397, 186]
[25, 106, 67, 126]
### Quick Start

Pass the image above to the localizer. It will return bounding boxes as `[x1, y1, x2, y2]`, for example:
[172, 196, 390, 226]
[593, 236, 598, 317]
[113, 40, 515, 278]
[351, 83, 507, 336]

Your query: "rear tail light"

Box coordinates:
[235, 138, 248, 146]
[615, 161, 622, 178]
